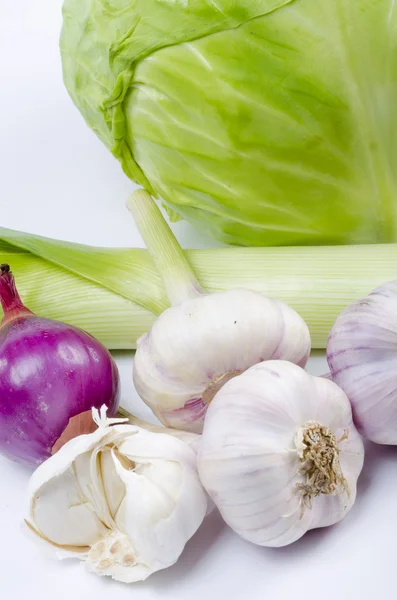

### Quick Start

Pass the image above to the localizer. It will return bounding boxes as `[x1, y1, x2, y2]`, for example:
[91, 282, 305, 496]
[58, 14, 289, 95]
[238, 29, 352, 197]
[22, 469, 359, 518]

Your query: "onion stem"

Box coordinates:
[127, 189, 204, 305]
[0, 263, 33, 324]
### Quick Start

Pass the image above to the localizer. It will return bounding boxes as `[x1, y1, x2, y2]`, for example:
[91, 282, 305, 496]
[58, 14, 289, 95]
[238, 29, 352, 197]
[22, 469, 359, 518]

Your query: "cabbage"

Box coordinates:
[61, 0, 397, 246]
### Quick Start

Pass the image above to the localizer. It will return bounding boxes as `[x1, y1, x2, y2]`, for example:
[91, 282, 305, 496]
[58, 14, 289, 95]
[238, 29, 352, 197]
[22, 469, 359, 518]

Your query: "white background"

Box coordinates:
[1, 3, 396, 599]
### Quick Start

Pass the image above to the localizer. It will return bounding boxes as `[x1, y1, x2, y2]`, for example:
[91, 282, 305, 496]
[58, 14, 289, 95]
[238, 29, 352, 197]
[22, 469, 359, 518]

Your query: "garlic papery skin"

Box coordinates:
[128, 190, 310, 433]
[26, 409, 208, 583]
[327, 280, 397, 444]
[198, 361, 364, 547]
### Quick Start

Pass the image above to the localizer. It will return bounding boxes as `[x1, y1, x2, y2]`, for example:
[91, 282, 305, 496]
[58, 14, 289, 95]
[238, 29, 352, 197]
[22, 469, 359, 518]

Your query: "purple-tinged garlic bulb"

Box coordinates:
[327, 280, 397, 444]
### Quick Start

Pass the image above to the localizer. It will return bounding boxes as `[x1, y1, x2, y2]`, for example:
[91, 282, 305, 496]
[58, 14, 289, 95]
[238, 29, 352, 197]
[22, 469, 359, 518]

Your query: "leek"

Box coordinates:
[1, 226, 396, 349]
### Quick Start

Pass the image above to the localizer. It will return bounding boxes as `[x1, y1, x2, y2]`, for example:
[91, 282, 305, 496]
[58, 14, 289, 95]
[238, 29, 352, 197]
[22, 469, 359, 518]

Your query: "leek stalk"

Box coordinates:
[1, 227, 396, 349]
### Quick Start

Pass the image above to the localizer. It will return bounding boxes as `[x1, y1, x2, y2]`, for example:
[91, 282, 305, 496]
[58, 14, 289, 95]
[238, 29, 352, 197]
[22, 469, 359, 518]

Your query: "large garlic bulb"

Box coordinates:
[26, 408, 208, 583]
[134, 289, 310, 433]
[198, 361, 364, 547]
[327, 280, 397, 444]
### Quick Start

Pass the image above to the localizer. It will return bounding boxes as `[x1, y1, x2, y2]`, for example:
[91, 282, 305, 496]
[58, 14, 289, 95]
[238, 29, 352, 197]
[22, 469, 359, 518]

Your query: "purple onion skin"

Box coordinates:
[0, 267, 120, 466]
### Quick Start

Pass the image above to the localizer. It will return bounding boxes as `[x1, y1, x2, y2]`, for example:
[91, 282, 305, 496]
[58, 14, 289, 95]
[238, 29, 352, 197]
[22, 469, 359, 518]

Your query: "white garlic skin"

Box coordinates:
[327, 281, 397, 444]
[26, 423, 208, 583]
[134, 289, 311, 433]
[198, 361, 364, 547]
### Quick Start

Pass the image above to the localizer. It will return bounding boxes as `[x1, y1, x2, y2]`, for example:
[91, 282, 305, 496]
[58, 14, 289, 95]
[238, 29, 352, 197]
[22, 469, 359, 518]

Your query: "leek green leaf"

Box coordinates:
[2, 227, 397, 349]
[0, 228, 160, 349]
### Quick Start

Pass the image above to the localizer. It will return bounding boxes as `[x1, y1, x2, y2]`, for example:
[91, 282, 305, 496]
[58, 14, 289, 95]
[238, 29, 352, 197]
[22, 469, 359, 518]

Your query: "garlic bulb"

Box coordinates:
[134, 290, 310, 433]
[198, 361, 364, 547]
[128, 190, 310, 433]
[327, 280, 397, 444]
[26, 407, 208, 583]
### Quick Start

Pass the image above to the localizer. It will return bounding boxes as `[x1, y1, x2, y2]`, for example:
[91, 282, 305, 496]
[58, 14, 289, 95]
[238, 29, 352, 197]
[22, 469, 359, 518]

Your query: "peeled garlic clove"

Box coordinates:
[327, 280, 397, 444]
[134, 289, 310, 433]
[198, 360, 364, 547]
[26, 410, 208, 583]
[27, 424, 116, 550]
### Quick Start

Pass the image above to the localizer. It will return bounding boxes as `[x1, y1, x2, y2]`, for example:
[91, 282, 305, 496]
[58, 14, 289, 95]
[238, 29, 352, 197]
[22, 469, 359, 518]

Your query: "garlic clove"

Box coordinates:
[29, 458, 108, 549]
[198, 360, 364, 547]
[112, 432, 208, 570]
[27, 425, 116, 549]
[100, 447, 127, 518]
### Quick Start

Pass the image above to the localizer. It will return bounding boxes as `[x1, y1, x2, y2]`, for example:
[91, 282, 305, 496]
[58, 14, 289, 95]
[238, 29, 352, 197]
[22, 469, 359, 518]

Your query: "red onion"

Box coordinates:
[0, 264, 120, 466]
